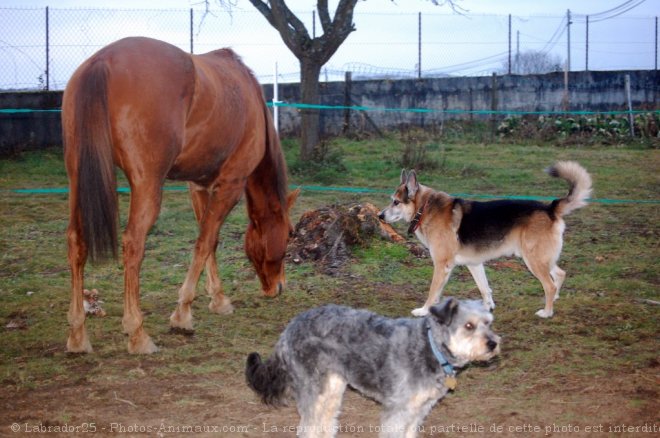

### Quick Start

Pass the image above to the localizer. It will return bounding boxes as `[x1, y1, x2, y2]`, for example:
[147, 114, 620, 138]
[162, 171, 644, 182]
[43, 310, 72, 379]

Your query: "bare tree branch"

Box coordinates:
[315, 0, 358, 64]
[316, 0, 333, 34]
[429, 0, 468, 14]
[248, 0, 311, 57]
[196, 0, 238, 33]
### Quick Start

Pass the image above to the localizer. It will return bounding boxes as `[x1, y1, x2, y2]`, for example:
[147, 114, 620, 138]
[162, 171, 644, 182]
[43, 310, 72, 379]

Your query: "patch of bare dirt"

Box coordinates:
[2, 281, 657, 438]
[1, 362, 657, 437]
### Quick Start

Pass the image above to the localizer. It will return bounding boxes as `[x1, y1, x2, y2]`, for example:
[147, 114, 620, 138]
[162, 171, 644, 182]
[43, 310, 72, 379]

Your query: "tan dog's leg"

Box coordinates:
[412, 259, 454, 317]
[521, 228, 563, 317]
[522, 256, 558, 318]
[467, 264, 495, 310]
[551, 265, 566, 301]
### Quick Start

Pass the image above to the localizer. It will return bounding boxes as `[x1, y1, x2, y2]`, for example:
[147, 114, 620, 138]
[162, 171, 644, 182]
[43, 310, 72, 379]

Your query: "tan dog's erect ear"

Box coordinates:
[400, 169, 408, 184]
[287, 188, 301, 211]
[406, 170, 419, 198]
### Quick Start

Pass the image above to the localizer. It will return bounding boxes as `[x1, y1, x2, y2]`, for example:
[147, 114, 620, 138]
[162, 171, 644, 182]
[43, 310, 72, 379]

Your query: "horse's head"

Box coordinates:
[245, 189, 300, 297]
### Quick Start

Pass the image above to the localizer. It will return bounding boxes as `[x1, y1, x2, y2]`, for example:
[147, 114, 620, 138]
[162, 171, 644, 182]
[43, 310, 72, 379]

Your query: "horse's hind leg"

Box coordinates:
[188, 183, 234, 315]
[66, 201, 92, 353]
[122, 182, 163, 353]
[170, 180, 245, 331]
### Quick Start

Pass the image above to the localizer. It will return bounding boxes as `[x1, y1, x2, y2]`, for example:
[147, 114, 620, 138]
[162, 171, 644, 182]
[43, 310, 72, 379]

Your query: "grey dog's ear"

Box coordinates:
[430, 298, 459, 325]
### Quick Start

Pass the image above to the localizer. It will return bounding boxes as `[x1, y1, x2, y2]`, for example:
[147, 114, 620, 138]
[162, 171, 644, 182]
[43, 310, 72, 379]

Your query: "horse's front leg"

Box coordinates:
[122, 184, 163, 354]
[204, 255, 234, 314]
[187, 184, 234, 315]
[170, 181, 244, 331]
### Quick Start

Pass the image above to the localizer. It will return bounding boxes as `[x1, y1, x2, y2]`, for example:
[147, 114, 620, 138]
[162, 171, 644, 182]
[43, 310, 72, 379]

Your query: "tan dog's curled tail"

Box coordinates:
[547, 161, 593, 216]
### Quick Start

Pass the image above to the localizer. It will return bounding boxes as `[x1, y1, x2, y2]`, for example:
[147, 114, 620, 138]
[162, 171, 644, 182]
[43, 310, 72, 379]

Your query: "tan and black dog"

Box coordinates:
[379, 162, 592, 318]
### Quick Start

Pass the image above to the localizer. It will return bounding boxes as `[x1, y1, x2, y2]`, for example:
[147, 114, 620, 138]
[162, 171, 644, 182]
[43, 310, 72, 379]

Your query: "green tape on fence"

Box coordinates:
[0, 108, 62, 114]
[11, 188, 69, 194]
[290, 184, 389, 194]
[6, 185, 659, 204]
[2, 104, 659, 117]
[269, 101, 660, 117]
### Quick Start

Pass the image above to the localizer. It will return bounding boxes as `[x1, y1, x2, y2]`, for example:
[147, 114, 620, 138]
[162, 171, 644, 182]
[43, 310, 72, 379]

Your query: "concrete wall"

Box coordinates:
[1, 70, 657, 155]
[261, 70, 658, 136]
[0, 91, 62, 155]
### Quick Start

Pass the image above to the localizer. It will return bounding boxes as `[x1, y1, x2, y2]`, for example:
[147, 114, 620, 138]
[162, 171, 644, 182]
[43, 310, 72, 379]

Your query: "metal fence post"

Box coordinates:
[655, 16, 658, 107]
[586, 15, 589, 72]
[508, 14, 512, 75]
[45, 6, 49, 90]
[566, 9, 571, 72]
[417, 12, 422, 79]
[563, 64, 570, 112]
[625, 74, 634, 138]
[343, 71, 352, 135]
[490, 72, 498, 142]
[190, 8, 194, 54]
[273, 62, 279, 133]
[655, 16, 658, 71]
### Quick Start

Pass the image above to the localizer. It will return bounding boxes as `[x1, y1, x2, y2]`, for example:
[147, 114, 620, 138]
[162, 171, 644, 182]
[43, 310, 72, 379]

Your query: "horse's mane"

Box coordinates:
[230, 49, 288, 209]
[205, 48, 288, 210]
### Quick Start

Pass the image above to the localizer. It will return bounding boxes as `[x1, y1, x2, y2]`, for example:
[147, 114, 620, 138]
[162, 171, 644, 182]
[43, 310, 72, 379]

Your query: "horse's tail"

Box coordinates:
[245, 352, 290, 406]
[547, 161, 593, 217]
[65, 59, 118, 262]
[261, 101, 289, 208]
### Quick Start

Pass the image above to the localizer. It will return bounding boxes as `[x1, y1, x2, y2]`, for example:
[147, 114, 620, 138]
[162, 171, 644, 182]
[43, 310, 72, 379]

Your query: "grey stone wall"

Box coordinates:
[1, 70, 657, 155]
[261, 70, 658, 137]
[0, 91, 62, 155]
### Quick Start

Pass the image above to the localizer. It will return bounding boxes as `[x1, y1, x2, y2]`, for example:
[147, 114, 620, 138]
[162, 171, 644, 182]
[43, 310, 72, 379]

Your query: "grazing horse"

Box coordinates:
[62, 37, 299, 354]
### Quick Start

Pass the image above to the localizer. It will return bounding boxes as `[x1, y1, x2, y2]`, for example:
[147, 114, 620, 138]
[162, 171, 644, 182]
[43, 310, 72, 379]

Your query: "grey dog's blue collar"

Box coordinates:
[427, 327, 456, 376]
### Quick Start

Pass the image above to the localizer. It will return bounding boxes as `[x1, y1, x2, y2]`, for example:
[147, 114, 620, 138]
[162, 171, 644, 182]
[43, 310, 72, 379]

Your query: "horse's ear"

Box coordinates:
[287, 188, 301, 211]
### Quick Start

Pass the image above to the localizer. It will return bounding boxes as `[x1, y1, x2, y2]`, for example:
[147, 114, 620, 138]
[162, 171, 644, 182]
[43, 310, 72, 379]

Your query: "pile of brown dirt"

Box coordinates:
[287, 202, 405, 274]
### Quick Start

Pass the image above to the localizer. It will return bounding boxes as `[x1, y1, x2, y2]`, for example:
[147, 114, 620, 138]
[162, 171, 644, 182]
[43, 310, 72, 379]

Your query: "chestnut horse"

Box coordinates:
[62, 37, 298, 354]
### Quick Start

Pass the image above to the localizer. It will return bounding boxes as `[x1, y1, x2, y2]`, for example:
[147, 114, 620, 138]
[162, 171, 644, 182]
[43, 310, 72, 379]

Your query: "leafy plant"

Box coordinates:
[496, 112, 659, 147]
[288, 140, 347, 185]
[397, 130, 443, 171]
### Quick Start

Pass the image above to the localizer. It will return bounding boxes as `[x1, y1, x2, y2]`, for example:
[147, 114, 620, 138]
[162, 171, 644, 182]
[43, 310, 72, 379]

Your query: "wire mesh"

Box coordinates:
[0, 7, 657, 91]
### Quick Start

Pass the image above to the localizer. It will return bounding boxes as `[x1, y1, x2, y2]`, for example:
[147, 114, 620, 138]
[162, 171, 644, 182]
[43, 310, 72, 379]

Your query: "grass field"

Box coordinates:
[0, 138, 658, 436]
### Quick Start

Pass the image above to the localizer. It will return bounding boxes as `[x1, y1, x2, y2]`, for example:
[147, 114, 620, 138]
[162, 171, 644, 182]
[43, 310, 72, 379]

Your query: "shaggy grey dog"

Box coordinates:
[246, 298, 500, 438]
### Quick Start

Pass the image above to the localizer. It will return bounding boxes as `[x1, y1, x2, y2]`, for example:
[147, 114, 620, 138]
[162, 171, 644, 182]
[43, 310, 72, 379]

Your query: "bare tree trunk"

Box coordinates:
[300, 59, 322, 161]
[244, 1, 460, 161]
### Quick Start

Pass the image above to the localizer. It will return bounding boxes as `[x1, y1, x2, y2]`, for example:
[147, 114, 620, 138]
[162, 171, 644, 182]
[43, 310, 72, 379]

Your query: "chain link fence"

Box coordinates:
[0, 7, 658, 91]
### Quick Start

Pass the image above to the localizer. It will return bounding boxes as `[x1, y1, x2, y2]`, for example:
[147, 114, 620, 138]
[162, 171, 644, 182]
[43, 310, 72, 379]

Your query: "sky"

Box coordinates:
[6, 0, 658, 17]
[1, 0, 657, 89]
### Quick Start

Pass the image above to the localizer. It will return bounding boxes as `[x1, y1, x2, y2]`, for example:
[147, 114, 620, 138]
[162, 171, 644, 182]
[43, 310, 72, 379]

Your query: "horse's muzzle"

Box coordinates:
[263, 281, 284, 298]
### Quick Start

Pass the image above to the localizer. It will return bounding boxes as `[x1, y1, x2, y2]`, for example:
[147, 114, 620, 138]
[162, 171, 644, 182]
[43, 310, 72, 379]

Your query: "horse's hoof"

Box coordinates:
[66, 328, 93, 353]
[209, 296, 234, 315]
[169, 307, 193, 331]
[127, 332, 159, 354]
